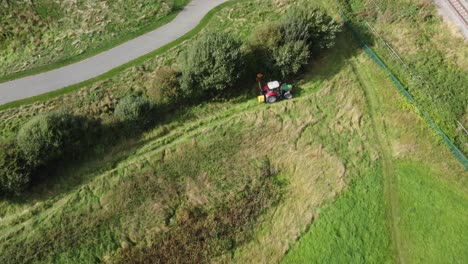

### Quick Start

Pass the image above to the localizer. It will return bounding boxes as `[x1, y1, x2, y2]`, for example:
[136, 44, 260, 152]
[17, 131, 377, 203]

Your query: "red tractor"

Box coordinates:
[256, 74, 293, 104]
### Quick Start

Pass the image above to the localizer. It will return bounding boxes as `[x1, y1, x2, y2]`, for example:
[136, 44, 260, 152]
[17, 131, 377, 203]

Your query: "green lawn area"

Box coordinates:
[396, 161, 468, 263]
[282, 164, 394, 264]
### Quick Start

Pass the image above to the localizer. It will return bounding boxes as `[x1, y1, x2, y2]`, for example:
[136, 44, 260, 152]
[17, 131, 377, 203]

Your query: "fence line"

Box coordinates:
[362, 11, 467, 144]
[364, 14, 468, 140]
[457, 120, 468, 135]
[340, 12, 468, 170]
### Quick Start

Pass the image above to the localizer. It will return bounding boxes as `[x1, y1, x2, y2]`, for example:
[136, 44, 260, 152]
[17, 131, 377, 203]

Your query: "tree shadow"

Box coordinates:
[244, 28, 365, 99]
[2, 26, 367, 205]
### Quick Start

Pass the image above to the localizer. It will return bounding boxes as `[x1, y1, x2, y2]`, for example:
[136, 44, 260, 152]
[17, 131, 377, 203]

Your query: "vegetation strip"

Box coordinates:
[0, 0, 241, 111]
[341, 12, 468, 170]
[0, 0, 190, 84]
[349, 58, 405, 263]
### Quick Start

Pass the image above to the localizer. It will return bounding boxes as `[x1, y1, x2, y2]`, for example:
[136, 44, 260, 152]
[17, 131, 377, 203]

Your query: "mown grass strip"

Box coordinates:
[0, 0, 241, 111]
[281, 164, 394, 263]
[395, 160, 468, 263]
[0, 0, 190, 84]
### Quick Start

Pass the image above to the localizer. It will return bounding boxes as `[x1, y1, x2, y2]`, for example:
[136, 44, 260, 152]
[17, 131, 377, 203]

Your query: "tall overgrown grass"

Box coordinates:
[341, 0, 468, 154]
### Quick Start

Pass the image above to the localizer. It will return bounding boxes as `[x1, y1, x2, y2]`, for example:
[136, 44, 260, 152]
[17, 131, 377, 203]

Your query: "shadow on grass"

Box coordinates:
[291, 29, 364, 98]
[4, 28, 364, 205]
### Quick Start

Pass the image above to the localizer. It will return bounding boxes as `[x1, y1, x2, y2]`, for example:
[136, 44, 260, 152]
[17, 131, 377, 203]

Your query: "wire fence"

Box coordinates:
[361, 0, 468, 137]
[363, 19, 468, 137]
[340, 12, 468, 170]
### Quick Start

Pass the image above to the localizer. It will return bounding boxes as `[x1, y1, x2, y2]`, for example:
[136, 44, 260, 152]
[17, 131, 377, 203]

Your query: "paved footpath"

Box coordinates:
[0, 0, 228, 105]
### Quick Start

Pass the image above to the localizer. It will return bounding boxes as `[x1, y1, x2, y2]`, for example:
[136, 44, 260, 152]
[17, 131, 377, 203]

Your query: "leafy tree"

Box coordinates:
[250, 22, 283, 50]
[114, 95, 156, 129]
[272, 41, 310, 79]
[282, 6, 342, 51]
[17, 111, 93, 167]
[249, 7, 341, 78]
[179, 32, 244, 97]
[0, 140, 31, 196]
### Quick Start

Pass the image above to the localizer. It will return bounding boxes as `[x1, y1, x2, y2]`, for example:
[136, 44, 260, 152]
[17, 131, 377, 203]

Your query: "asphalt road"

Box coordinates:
[0, 0, 228, 105]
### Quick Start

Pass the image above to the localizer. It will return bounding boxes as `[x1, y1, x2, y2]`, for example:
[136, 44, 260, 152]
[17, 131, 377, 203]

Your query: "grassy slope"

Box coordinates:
[2, 29, 464, 263]
[0, 0, 467, 263]
[0, 0, 271, 137]
[343, 0, 468, 154]
[283, 39, 467, 263]
[0, 0, 243, 112]
[0, 59, 366, 262]
[0, 15, 379, 262]
[0, 0, 188, 79]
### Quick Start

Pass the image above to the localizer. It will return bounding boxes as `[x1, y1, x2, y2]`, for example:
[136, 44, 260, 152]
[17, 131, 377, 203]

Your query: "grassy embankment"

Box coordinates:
[342, 0, 468, 153]
[283, 47, 468, 263]
[0, 0, 189, 81]
[283, 0, 468, 262]
[0, 0, 466, 263]
[0, 0, 237, 111]
[0, 34, 373, 263]
[0, 0, 377, 262]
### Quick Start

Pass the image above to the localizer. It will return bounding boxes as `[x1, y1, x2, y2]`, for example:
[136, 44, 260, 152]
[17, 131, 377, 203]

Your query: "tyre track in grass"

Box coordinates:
[350, 57, 406, 264]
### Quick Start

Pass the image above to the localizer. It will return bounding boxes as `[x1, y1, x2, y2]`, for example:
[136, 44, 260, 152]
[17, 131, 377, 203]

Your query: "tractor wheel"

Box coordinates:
[284, 91, 293, 99]
[266, 96, 277, 104]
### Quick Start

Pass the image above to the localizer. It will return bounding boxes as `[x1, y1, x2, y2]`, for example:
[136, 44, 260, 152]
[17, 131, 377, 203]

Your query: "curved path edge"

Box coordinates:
[0, 0, 229, 105]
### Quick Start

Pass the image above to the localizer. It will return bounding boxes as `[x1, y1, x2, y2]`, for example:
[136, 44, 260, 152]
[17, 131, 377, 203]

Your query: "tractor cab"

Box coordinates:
[263, 81, 280, 104]
[259, 80, 293, 104]
[256, 74, 293, 104]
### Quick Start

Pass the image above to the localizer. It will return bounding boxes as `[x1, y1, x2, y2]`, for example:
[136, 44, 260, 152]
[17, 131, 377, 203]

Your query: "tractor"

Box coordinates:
[256, 73, 293, 104]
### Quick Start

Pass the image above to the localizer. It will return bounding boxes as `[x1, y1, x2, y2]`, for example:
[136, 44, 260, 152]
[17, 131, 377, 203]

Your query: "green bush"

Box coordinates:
[147, 66, 181, 104]
[0, 140, 31, 196]
[272, 41, 310, 79]
[114, 95, 156, 129]
[249, 7, 341, 78]
[179, 32, 244, 97]
[16, 111, 93, 167]
[282, 6, 342, 51]
[250, 23, 283, 50]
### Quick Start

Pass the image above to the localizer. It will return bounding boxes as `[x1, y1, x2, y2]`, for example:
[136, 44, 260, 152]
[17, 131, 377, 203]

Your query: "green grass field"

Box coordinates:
[396, 161, 468, 263]
[282, 164, 393, 263]
[0, 0, 467, 263]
